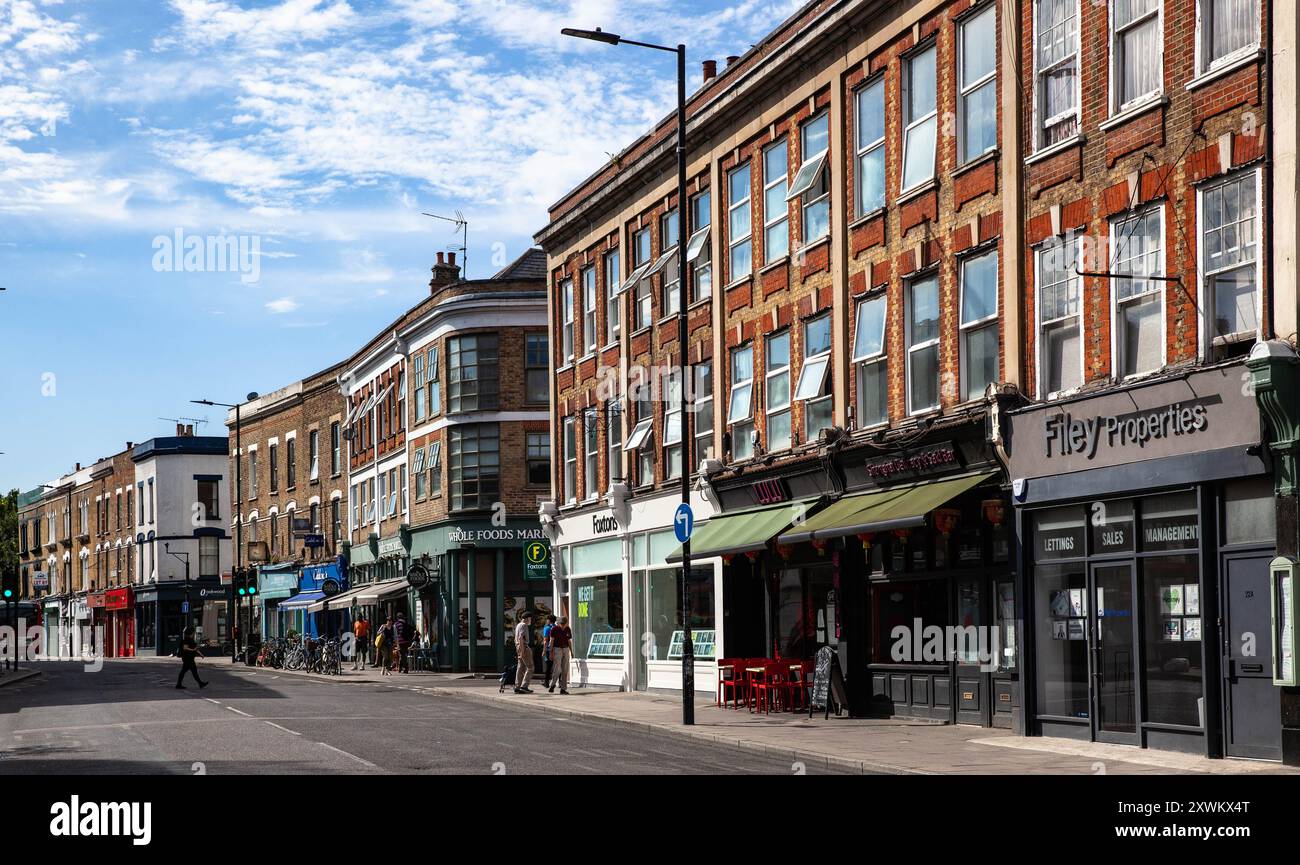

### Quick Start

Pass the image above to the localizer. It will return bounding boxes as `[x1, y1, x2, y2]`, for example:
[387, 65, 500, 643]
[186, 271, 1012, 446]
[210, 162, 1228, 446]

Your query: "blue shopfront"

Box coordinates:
[275, 559, 348, 639]
[258, 563, 300, 639]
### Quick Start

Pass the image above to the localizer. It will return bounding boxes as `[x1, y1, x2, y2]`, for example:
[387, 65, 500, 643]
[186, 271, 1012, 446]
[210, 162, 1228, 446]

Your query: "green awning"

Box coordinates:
[666, 498, 822, 562]
[777, 472, 996, 545]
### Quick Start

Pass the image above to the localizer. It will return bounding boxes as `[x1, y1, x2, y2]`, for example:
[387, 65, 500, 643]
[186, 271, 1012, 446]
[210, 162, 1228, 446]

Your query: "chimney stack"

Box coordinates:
[126, 442, 133, 450]
[176, 423, 184, 436]
[429, 250, 462, 293]
[726, 55, 740, 67]
[702, 59, 717, 82]
[75, 463, 81, 471]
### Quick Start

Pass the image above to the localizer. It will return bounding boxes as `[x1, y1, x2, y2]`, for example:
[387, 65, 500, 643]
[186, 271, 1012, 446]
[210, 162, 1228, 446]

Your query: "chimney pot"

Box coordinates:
[176, 423, 184, 436]
[448, 251, 457, 267]
[702, 59, 717, 81]
[726, 55, 739, 67]
[75, 463, 81, 471]
[436, 251, 444, 265]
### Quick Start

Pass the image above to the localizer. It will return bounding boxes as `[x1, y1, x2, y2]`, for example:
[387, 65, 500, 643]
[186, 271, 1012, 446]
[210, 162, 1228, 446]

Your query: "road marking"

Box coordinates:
[204, 698, 221, 705]
[225, 706, 253, 717]
[316, 741, 378, 769]
[264, 721, 301, 736]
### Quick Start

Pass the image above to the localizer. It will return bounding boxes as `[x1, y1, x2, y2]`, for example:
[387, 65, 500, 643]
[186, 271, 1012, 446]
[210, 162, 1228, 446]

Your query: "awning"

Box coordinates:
[317, 584, 371, 612]
[666, 498, 822, 563]
[352, 578, 409, 604]
[277, 591, 324, 612]
[777, 472, 995, 545]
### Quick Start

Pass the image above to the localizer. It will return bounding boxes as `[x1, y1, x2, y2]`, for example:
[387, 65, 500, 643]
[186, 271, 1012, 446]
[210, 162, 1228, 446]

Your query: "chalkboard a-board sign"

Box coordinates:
[809, 645, 848, 719]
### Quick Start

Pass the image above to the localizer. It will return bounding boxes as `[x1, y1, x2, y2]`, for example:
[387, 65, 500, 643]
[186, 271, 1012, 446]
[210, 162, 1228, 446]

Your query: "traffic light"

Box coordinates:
[235, 567, 258, 598]
[246, 568, 258, 597]
[1, 569, 16, 601]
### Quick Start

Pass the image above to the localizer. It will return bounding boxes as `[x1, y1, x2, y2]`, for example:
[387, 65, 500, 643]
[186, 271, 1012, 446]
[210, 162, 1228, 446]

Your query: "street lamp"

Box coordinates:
[193, 394, 257, 663]
[164, 543, 191, 656]
[562, 25, 696, 726]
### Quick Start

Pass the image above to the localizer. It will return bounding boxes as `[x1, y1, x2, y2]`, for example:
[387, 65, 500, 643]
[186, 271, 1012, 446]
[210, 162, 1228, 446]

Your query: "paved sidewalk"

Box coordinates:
[238, 663, 1297, 775]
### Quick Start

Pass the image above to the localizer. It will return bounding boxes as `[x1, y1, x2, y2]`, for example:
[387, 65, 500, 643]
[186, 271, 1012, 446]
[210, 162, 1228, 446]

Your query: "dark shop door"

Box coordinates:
[1090, 563, 1140, 746]
[1222, 553, 1282, 761]
[953, 578, 987, 726]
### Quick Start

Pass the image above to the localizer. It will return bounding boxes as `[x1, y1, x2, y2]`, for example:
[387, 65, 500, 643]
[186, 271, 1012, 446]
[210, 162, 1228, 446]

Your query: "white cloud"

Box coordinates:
[265, 296, 299, 313]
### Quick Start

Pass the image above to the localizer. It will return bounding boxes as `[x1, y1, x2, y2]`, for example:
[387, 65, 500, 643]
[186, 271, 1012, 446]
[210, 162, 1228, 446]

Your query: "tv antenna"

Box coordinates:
[422, 211, 468, 278]
[158, 415, 208, 429]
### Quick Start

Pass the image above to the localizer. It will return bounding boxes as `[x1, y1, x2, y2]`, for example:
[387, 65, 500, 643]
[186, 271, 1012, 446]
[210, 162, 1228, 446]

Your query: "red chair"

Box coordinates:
[750, 662, 789, 714]
[783, 661, 812, 711]
[741, 658, 768, 709]
[716, 658, 745, 708]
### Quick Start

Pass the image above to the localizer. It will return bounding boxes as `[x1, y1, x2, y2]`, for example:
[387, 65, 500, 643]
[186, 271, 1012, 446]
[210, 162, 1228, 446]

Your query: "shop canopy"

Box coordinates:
[304, 583, 371, 613]
[665, 498, 823, 563]
[777, 471, 995, 545]
[352, 578, 409, 604]
[277, 591, 324, 612]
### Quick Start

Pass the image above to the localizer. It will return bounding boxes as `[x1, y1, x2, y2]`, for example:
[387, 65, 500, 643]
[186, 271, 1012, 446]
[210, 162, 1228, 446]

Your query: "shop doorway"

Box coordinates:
[1090, 563, 1140, 745]
[954, 578, 987, 726]
[1221, 552, 1282, 760]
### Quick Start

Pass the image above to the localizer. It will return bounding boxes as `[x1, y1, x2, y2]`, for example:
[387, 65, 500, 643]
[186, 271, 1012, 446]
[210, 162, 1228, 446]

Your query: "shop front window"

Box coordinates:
[1223, 476, 1275, 546]
[870, 578, 950, 664]
[645, 568, 715, 661]
[1034, 562, 1089, 718]
[1141, 554, 1203, 727]
[572, 575, 624, 660]
[775, 567, 836, 660]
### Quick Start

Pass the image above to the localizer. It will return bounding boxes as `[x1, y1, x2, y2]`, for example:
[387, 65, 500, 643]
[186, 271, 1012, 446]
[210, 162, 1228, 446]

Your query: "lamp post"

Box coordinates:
[164, 543, 191, 656]
[561, 26, 695, 725]
[193, 395, 257, 663]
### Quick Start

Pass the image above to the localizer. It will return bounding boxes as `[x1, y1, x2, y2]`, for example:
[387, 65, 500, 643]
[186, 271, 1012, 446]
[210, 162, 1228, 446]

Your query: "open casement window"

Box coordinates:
[561, 277, 575, 362]
[664, 373, 684, 480]
[765, 331, 792, 451]
[901, 45, 937, 192]
[959, 249, 1000, 401]
[426, 347, 440, 417]
[855, 78, 886, 216]
[728, 163, 753, 283]
[582, 266, 597, 354]
[413, 447, 426, 500]
[763, 140, 789, 263]
[1111, 206, 1165, 378]
[693, 360, 714, 465]
[1198, 0, 1259, 74]
[959, 4, 997, 164]
[906, 274, 940, 414]
[852, 294, 888, 429]
[796, 313, 833, 441]
[428, 440, 442, 496]
[689, 191, 712, 302]
[413, 352, 427, 423]
[626, 227, 654, 330]
[604, 249, 621, 341]
[796, 113, 830, 244]
[656, 209, 682, 317]
[1035, 0, 1080, 148]
[728, 344, 755, 460]
[1111, 0, 1161, 112]
[1200, 168, 1260, 352]
[633, 395, 655, 486]
[583, 408, 599, 499]
[563, 416, 577, 504]
[606, 399, 623, 485]
[1036, 235, 1083, 398]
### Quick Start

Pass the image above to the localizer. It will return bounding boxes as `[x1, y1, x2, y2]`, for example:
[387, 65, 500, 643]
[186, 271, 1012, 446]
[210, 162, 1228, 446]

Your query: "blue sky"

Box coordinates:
[0, 0, 799, 492]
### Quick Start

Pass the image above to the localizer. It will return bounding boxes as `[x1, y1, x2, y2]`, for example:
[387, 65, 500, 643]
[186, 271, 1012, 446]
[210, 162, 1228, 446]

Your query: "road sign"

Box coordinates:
[220, 572, 233, 585]
[524, 540, 550, 581]
[674, 503, 694, 544]
[181, 601, 190, 614]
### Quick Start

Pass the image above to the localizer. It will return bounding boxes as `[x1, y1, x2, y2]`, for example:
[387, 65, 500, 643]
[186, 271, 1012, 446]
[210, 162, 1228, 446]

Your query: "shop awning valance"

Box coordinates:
[277, 591, 324, 611]
[665, 498, 822, 563]
[309, 584, 371, 612]
[777, 471, 995, 545]
[352, 578, 409, 604]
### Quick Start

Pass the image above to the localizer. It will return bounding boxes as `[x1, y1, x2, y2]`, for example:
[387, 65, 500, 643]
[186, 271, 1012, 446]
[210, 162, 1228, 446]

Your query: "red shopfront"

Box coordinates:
[89, 588, 135, 658]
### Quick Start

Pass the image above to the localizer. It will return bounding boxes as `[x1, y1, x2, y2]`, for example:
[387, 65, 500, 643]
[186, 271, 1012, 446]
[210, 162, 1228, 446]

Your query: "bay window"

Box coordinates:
[1112, 206, 1165, 377]
[728, 163, 753, 282]
[1034, 0, 1080, 148]
[959, 249, 1000, 401]
[1112, 0, 1161, 111]
[1200, 168, 1259, 348]
[853, 294, 888, 428]
[1036, 235, 1083, 397]
[906, 274, 940, 414]
[901, 45, 937, 192]
[763, 140, 789, 263]
[728, 345, 755, 460]
[855, 78, 886, 215]
[796, 313, 833, 441]
[765, 331, 792, 451]
[449, 423, 499, 512]
[448, 332, 499, 412]
[959, 4, 997, 163]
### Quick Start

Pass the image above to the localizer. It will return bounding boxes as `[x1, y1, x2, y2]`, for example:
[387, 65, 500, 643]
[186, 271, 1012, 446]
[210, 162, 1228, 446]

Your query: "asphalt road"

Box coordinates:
[0, 660, 850, 775]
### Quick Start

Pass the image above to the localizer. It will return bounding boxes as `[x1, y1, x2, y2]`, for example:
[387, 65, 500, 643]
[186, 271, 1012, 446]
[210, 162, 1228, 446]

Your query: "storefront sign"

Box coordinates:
[104, 588, 132, 610]
[1044, 403, 1208, 460]
[524, 541, 550, 581]
[406, 564, 431, 590]
[863, 443, 959, 480]
[377, 535, 409, 559]
[87, 592, 106, 609]
[259, 570, 298, 594]
[752, 478, 789, 505]
[592, 513, 619, 534]
[447, 527, 545, 545]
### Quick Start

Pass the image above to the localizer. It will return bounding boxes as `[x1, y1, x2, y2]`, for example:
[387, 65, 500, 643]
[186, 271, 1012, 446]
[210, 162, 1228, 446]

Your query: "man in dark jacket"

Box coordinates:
[394, 612, 412, 674]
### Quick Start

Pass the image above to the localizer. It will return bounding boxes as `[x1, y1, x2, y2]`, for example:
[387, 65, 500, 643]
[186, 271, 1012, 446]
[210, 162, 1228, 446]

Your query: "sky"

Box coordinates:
[0, 0, 801, 492]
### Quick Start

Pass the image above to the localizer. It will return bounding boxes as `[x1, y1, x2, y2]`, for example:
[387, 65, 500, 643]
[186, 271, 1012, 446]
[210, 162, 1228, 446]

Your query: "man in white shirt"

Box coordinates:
[513, 611, 534, 694]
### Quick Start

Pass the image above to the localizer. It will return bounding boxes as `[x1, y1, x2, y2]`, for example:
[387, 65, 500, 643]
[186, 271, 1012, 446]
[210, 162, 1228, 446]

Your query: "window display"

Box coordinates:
[572, 574, 623, 660]
[1142, 555, 1203, 727]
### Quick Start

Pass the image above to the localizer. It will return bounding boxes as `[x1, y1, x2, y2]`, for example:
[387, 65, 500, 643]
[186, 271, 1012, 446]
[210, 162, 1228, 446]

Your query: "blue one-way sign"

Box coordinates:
[674, 502, 694, 544]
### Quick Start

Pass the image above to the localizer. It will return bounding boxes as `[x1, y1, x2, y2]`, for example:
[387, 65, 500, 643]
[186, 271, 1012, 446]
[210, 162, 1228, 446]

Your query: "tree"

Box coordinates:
[0, 489, 17, 589]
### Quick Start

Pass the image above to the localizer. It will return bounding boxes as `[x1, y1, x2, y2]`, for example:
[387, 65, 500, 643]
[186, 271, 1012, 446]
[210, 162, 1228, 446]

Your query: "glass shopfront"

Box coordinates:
[1030, 490, 1208, 746]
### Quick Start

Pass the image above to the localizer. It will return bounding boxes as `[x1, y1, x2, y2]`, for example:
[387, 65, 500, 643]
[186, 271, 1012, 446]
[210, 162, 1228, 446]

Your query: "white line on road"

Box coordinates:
[225, 706, 253, 717]
[316, 740, 379, 769]
[264, 721, 301, 736]
[204, 698, 221, 705]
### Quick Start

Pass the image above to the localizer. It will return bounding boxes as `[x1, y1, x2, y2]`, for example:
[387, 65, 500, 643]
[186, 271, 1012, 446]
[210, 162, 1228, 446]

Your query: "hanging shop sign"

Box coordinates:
[303, 534, 325, 549]
[407, 563, 431, 590]
[321, 577, 341, 597]
[524, 540, 551, 581]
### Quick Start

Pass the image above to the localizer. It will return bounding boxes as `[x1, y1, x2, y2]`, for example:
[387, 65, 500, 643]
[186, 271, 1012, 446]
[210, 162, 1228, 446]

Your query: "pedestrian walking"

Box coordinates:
[375, 615, 394, 676]
[548, 616, 573, 694]
[541, 614, 556, 689]
[395, 612, 412, 674]
[513, 611, 534, 694]
[175, 627, 208, 689]
[351, 614, 370, 670]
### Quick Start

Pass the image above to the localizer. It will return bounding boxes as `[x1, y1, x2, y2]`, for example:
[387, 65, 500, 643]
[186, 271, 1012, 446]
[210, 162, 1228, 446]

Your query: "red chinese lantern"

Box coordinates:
[893, 528, 909, 545]
[982, 498, 1006, 527]
[745, 549, 761, 563]
[810, 538, 828, 556]
[933, 508, 960, 538]
[776, 543, 795, 561]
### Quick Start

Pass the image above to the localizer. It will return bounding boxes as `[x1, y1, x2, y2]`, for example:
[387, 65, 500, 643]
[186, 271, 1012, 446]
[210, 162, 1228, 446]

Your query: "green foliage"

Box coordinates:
[0, 489, 17, 580]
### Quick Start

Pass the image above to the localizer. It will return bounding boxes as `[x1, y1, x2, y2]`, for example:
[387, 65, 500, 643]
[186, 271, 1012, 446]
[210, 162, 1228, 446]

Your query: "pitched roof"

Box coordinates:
[492, 247, 547, 281]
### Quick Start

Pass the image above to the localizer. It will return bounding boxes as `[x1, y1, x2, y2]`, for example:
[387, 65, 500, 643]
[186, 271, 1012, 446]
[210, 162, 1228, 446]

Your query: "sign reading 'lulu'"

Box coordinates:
[1045, 402, 1208, 460]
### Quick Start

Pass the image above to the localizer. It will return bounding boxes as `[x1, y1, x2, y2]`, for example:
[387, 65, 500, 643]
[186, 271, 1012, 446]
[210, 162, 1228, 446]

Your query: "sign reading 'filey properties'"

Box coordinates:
[1044, 402, 1208, 459]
